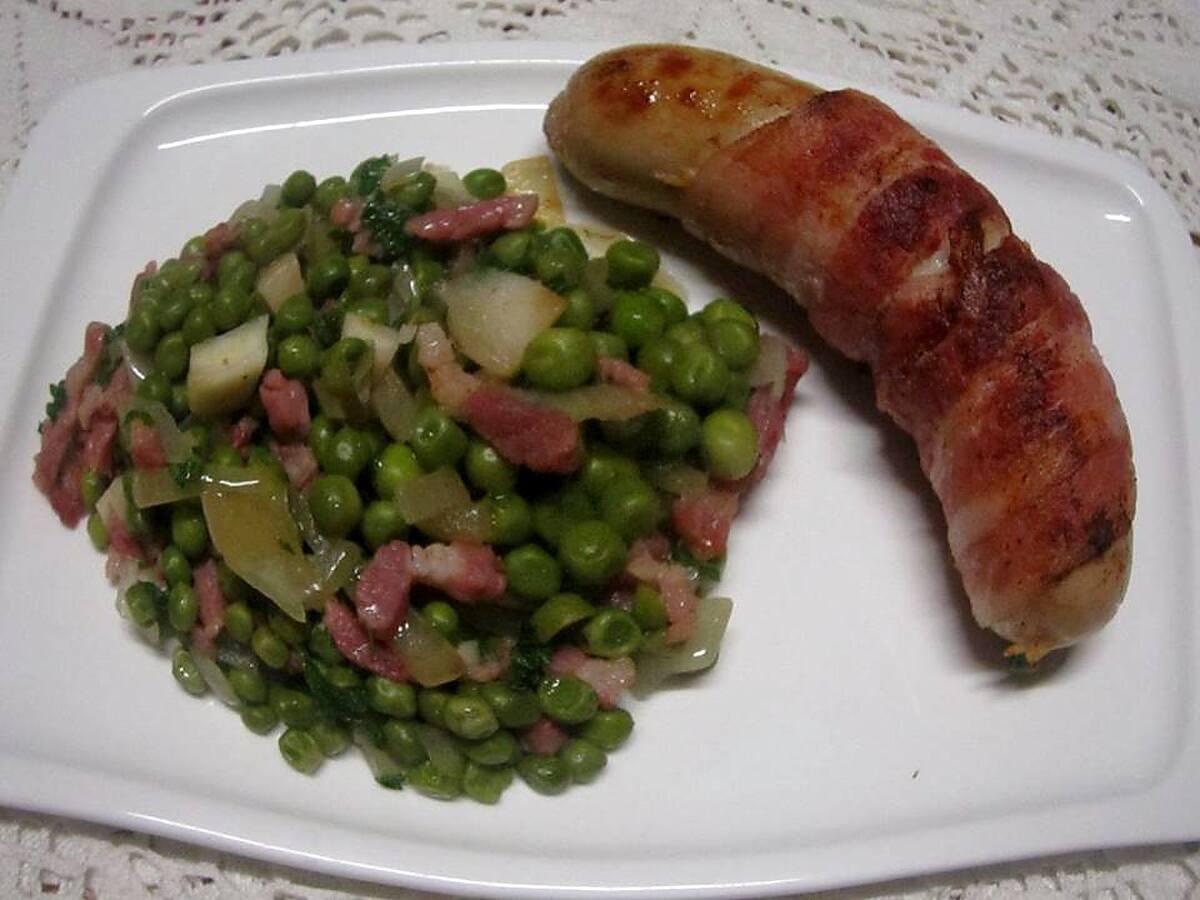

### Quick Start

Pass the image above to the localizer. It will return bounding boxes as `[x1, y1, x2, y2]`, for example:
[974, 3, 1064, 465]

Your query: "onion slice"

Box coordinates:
[501, 156, 564, 226]
[443, 270, 565, 378]
[636, 596, 733, 692]
[394, 467, 472, 523]
[395, 610, 466, 687]
[527, 383, 662, 422]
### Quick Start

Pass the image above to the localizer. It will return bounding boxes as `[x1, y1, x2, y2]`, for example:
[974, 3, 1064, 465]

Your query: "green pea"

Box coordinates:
[504, 543, 562, 602]
[241, 704, 279, 735]
[531, 592, 595, 643]
[168, 382, 190, 420]
[306, 252, 351, 299]
[579, 451, 640, 500]
[588, 330, 628, 360]
[443, 695, 500, 740]
[665, 317, 707, 347]
[313, 176, 349, 216]
[648, 400, 701, 457]
[707, 318, 760, 370]
[605, 239, 660, 289]
[361, 499, 405, 550]
[724, 371, 752, 410]
[136, 276, 167, 309]
[158, 258, 200, 292]
[274, 293, 315, 335]
[464, 440, 516, 494]
[181, 234, 207, 257]
[535, 247, 584, 293]
[171, 648, 208, 697]
[407, 760, 462, 800]
[154, 332, 189, 380]
[537, 674, 599, 725]
[488, 230, 533, 271]
[475, 686, 537, 732]
[462, 729, 519, 767]
[307, 415, 337, 462]
[558, 738, 607, 784]
[518, 754, 570, 795]
[610, 290, 667, 349]
[599, 477, 661, 541]
[583, 608, 643, 658]
[312, 721, 351, 757]
[392, 170, 437, 209]
[274, 333, 319, 379]
[348, 263, 393, 301]
[246, 208, 306, 264]
[307, 624, 342, 664]
[271, 684, 318, 728]
[532, 497, 567, 548]
[80, 469, 105, 511]
[370, 445, 419, 500]
[486, 493, 532, 546]
[557, 519, 627, 586]
[224, 602, 255, 643]
[367, 676, 417, 718]
[559, 482, 596, 521]
[522, 328, 596, 392]
[216, 561, 254, 605]
[382, 719, 429, 766]
[170, 504, 209, 559]
[410, 407, 468, 470]
[156, 289, 194, 333]
[252, 626, 290, 670]
[220, 666, 263, 704]
[418, 688, 452, 728]
[281, 169, 317, 207]
[309, 474, 363, 538]
[632, 583, 668, 630]
[557, 287, 596, 330]
[211, 285, 253, 333]
[278, 728, 323, 774]
[326, 665, 361, 690]
[268, 609, 308, 646]
[158, 546, 190, 588]
[217, 251, 255, 291]
[87, 512, 109, 551]
[181, 304, 216, 347]
[125, 305, 161, 355]
[636, 336, 680, 389]
[579, 708, 634, 751]
[137, 371, 172, 405]
[670, 342, 730, 407]
[166, 583, 199, 632]
[321, 427, 371, 480]
[701, 297, 757, 332]
[701, 408, 760, 480]
[462, 762, 513, 804]
[422, 601, 460, 641]
[643, 285, 688, 325]
[463, 167, 507, 200]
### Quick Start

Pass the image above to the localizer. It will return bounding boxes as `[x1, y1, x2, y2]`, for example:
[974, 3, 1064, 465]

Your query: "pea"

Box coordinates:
[136, 276, 167, 309]
[410, 407, 468, 470]
[648, 400, 701, 457]
[708, 318, 760, 370]
[532, 497, 567, 548]
[599, 477, 661, 541]
[643, 285, 688, 325]
[670, 342, 730, 406]
[583, 608, 643, 658]
[486, 493, 532, 546]
[422, 601, 459, 641]
[307, 624, 342, 665]
[241, 704, 279, 735]
[531, 592, 595, 643]
[218, 251, 256, 291]
[166, 583, 199, 632]
[281, 169, 317, 207]
[367, 676, 417, 718]
[462, 167, 507, 200]
[373, 443, 422, 498]
[86, 512, 109, 551]
[488, 230, 533, 271]
[462, 762, 513, 804]
[307, 415, 337, 462]
[268, 609, 307, 647]
[168, 382, 190, 420]
[171, 648, 208, 697]
[158, 258, 199, 292]
[360, 500, 404, 550]
[382, 719, 428, 766]
[442, 696, 500, 740]
[393, 170, 437, 209]
[246, 208, 306, 264]
[252, 626, 290, 670]
[535, 247, 584, 293]
[522, 328, 596, 392]
[326, 665, 361, 690]
[701, 297, 757, 332]
[558, 519, 627, 586]
[632, 583, 668, 630]
[154, 332, 190, 380]
[605, 239, 660, 289]
[308, 474, 363, 538]
[211, 285, 253, 333]
[480, 683, 542, 729]
[418, 688, 451, 728]
[579, 708, 634, 751]
[588, 330, 628, 360]
[537, 674, 599, 725]
[313, 176, 350, 216]
[321, 427, 371, 480]
[579, 451, 640, 500]
[137, 371, 172, 405]
[181, 234, 207, 257]
[217, 561, 255, 605]
[665, 317, 707, 347]
[274, 293, 315, 336]
[80, 469, 105, 511]
[274, 333, 319, 380]
[170, 504, 208, 559]
[558, 738, 607, 784]
[348, 264, 393, 301]
[636, 336, 680, 389]
[181, 305, 216, 347]
[701, 408, 760, 480]
[306, 252, 351, 299]
[278, 728, 323, 774]
[156, 289, 194, 333]
[504, 544, 562, 601]
[559, 482, 596, 521]
[611, 290, 667, 349]
[462, 729, 519, 766]
[271, 684, 318, 728]
[224, 602, 255, 643]
[465, 440, 517, 494]
[312, 721, 351, 758]
[407, 761, 462, 800]
[225, 666, 266, 704]
[125, 305, 160, 355]
[518, 754, 570, 795]
[557, 286, 596, 330]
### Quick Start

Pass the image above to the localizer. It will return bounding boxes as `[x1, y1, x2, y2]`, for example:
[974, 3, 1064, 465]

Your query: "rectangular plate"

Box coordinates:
[1, 42, 1198, 899]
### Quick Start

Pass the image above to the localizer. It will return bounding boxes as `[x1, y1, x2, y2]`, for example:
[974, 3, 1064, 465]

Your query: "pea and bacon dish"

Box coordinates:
[31, 154, 808, 803]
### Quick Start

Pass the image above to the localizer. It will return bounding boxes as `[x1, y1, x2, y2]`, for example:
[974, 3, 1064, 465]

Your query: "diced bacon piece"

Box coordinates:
[259, 369, 311, 441]
[324, 598, 409, 682]
[106, 514, 145, 563]
[80, 416, 118, 480]
[671, 488, 739, 561]
[203, 221, 240, 260]
[130, 420, 168, 470]
[229, 416, 259, 451]
[462, 384, 582, 474]
[410, 542, 506, 604]
[597, 356, 652, 392]
[329, 197, 364, 231]
[78, 366, 133, 430]
[460, 637, 513, 683]
[190, 560, 227, 658]
[355, 541, 414, 640]
[130, 261, 158, 306]
[270, 441, 319, 491]
[65, 323, 110, 406]
[729, 342, 809, 492]
[549, 645, 636, 709]
[626, 536, 700, 643]
[404, 194, 539, 243]
[414, 322, 480, 414]
[521, 718, 568, 755]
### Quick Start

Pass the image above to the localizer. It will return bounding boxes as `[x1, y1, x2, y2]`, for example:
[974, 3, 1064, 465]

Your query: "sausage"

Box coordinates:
[545, 45, 1135, 661]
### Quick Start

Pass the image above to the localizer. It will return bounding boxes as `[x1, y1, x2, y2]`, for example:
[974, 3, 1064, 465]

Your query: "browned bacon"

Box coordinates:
[404, 194, 539, 243]
[190, 559, 227, 658]
[410, 542, 506, 604]
[324, 598, 409, 682]
[259, 369, 311, 441]
[355, 541, 414, 640]
[462, 384, 582, 475]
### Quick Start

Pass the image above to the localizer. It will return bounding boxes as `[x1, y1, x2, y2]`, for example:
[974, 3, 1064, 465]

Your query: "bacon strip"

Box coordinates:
[404, 194, 539, 243]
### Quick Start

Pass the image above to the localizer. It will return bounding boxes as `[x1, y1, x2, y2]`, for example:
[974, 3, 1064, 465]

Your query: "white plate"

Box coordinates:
[1, 42, 1198, 899]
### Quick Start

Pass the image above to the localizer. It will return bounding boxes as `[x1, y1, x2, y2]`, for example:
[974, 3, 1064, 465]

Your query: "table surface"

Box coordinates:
[2, 1, 1199, 898]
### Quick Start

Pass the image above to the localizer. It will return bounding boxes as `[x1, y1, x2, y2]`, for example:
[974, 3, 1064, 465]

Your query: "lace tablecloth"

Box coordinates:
[2, 1, 1199, 898]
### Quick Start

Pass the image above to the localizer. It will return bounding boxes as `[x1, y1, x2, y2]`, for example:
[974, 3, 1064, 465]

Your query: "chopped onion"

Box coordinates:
[394, 467, 472, 523]
[115, 575, 162, 647]
[644, 461, 709, 497]
[132, 468, 201, 508]
[395, 610, 466, 687]
[231, 186, 281, 224]
[442, 269, 565, 377]
[501, 156, 564, 226]
[636, 596, 733, 692]
[581, 258, 618, 314]
[425, 163, 473, 209]
[415, 501, 495, 543]
[575, 223, 624, 257]
[342, 313, 403, 382]
[747, 332, 790, 397]
[353, 727, 406, 789]
[652, 267, 688, 301]
[527, 383, 663, 422]
[95, 476, 131, 528]
[187, 315, 269, 418]
[124, 398, 197, 464]
[415, 723, 467, 777]
[255, 252, 305, 311]
[380, 156, 424, 192]
[370, 368, 419, 443]
[193, 653, 240, 707]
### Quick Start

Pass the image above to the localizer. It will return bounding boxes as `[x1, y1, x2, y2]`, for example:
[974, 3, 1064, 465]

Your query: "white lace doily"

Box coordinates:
[2, 1, 1199, 898]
